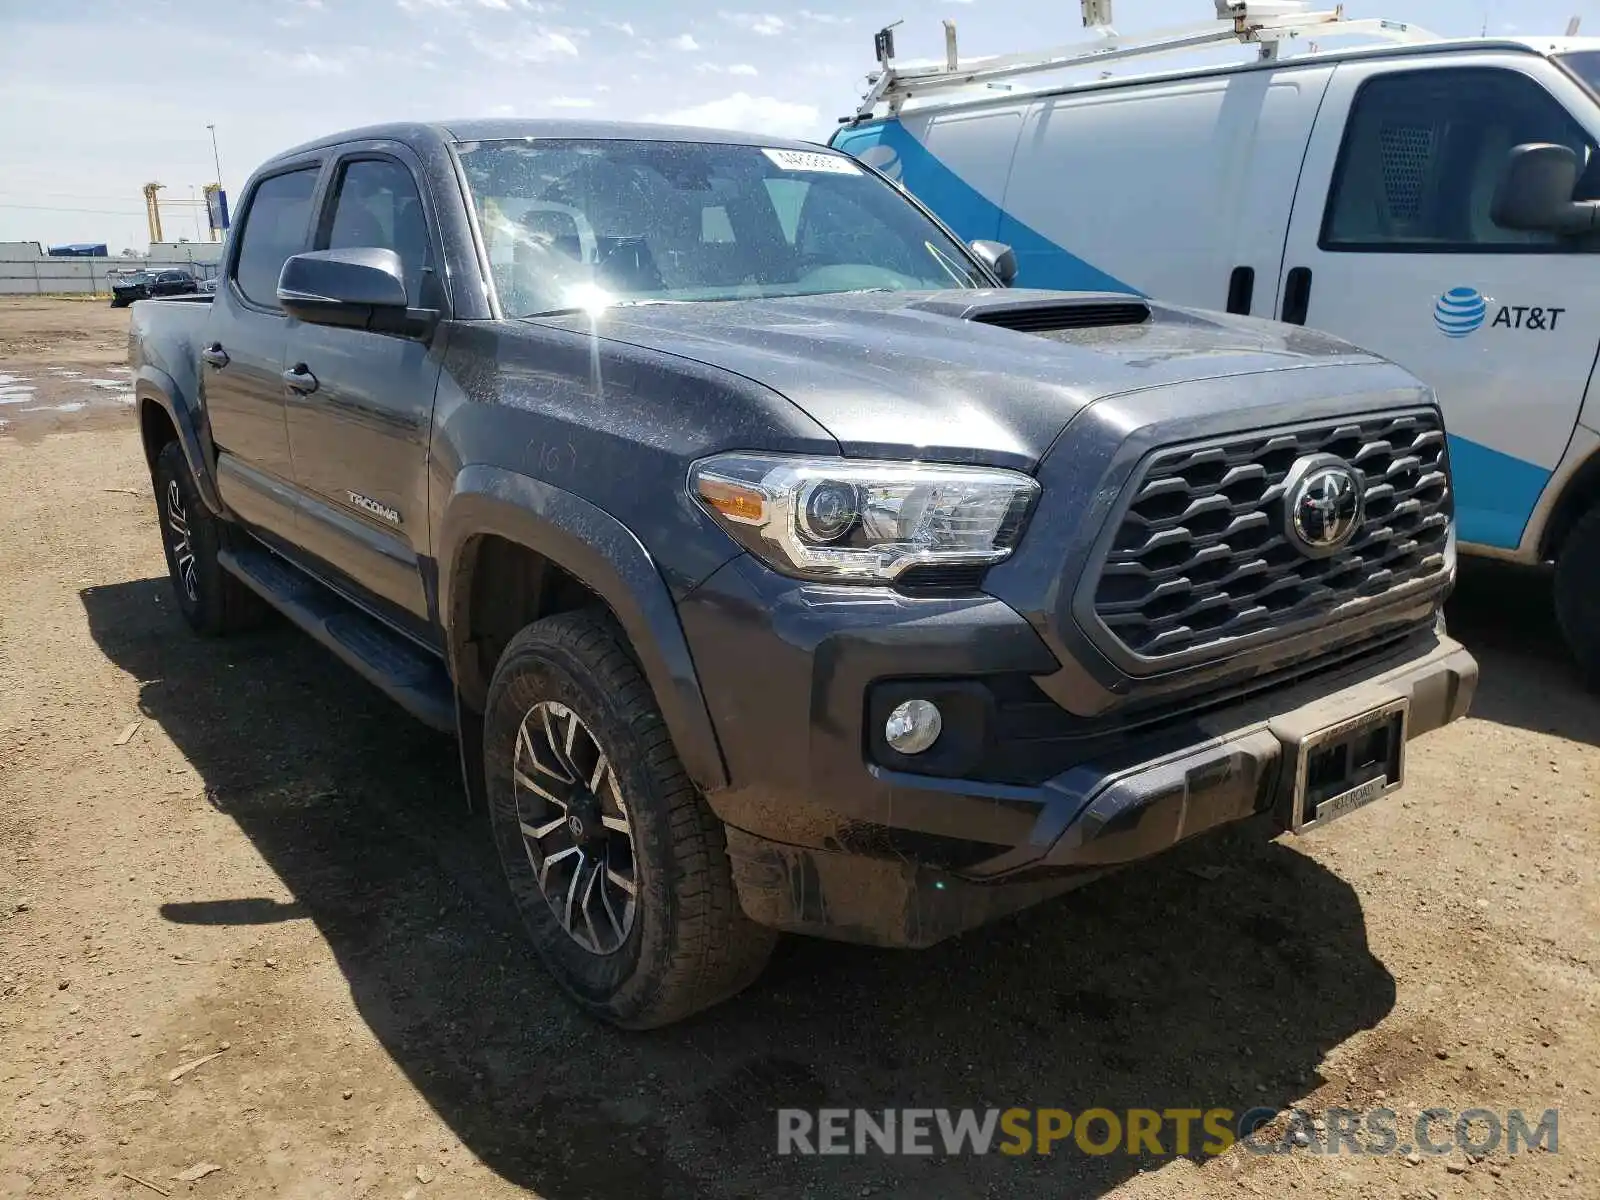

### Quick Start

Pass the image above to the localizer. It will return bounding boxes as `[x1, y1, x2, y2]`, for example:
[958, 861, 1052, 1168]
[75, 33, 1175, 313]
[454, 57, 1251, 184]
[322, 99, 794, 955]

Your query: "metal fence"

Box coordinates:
[0, 253, 222, 297]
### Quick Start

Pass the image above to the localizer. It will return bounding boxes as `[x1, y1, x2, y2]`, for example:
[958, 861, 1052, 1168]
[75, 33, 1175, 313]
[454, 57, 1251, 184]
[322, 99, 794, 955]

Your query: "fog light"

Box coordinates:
[885, 699, 942, 755]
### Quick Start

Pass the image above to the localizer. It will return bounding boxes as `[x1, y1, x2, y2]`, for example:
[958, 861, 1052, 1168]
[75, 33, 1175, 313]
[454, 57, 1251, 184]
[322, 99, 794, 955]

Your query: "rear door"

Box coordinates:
[203, 162, 322, 543]
[282, 145, 445, 639]
[1277, 55, 1600, 552]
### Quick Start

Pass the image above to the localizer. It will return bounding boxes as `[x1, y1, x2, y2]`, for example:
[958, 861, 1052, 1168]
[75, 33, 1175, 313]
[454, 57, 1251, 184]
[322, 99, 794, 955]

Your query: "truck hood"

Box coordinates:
[532, 289, 1385, 469]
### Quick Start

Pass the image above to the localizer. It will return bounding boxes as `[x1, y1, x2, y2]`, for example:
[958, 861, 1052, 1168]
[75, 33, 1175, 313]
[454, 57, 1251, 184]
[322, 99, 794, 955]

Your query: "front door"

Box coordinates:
[283, 148, 445, 639]
[203, 163, 322, 543]
[1277, 57, 1600, 552]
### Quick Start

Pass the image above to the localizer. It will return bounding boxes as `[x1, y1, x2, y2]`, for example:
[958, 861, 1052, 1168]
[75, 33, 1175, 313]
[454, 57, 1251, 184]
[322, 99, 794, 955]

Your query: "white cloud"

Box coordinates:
[721, 12, 786, 37]
[272, 50, 347, 74]
[728, 63, 758, 76]
[668, 33, 700, 51]
[548, 95, 594, 108]
[797, 9, 848, 24]
[696, 62, 760, 77]
[475, 0, 511, 9]
[648, 93, 820, 139]
[398, 0, 459, 11]
[471, 28, 579, 61]
[603, 19, 635, 36]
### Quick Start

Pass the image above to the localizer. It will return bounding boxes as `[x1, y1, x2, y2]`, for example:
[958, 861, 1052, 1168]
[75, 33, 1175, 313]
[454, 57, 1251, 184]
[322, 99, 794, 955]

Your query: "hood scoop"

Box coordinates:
[907, 291, 1152, 335]
[970, 300, 1151, 334]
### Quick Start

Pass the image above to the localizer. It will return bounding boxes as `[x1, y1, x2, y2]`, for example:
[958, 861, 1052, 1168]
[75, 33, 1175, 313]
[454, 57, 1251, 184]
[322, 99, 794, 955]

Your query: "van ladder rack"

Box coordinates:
[854, 2, 1437, 120]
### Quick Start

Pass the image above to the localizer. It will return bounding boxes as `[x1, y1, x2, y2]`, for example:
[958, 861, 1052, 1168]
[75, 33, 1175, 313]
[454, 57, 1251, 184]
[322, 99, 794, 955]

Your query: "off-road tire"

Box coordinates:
[1554, 504, 1600, 689]
[484, 609, 775, 1028]
[151, 441, 265, 636]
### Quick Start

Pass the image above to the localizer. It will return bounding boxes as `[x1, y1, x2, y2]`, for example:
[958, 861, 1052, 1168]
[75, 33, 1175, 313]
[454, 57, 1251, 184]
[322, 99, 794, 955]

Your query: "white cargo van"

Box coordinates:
[831, 3, 1600, 678]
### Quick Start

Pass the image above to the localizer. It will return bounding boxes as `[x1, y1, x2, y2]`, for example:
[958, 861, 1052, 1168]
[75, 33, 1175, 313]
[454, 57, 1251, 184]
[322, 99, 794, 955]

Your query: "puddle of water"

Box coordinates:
[47, 368, 85, 378]
[0, 373, 37, 405]
[20, 402, 87, 413]
[89, 379, 125, 389]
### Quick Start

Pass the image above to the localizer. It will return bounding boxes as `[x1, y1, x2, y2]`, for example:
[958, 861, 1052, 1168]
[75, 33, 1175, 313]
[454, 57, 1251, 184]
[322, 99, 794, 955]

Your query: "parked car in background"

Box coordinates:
[128, 119, 1476, 1027]
[109, 270, 152, 307]
[111, 268, 200, 307]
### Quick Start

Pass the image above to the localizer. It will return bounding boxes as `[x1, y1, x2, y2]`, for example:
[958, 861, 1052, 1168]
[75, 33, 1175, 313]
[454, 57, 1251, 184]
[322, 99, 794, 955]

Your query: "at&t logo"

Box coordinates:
[1435, 287, 1566, 338]
[1434, 287, 1488, 338]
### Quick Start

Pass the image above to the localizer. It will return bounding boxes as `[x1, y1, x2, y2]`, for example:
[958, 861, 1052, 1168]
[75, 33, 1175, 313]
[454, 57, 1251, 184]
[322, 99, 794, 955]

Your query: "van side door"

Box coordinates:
[281, 145, 446, 643]
[1276, 56, 1600, 553]
[989, 67, 1333, 305]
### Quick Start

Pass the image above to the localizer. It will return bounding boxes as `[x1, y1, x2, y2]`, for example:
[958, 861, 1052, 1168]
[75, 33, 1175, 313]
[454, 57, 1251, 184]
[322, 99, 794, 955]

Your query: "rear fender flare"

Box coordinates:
[135, 364, 223, 515]
[439, 464, 730, 793]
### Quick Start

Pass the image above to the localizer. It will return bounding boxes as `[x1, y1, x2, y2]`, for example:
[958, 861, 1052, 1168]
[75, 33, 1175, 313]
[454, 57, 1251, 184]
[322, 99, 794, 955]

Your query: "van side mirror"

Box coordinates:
[1491, 143, 1600, 235]
[278, 248, 436, 336]
[970, 240, 1018, 287]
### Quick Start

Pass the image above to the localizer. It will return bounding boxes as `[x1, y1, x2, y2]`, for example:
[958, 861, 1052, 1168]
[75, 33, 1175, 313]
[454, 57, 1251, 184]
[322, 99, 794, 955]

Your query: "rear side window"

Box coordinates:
[1322, 68, 1598, 252]
[320, 158, 431, 304]
[233, 168, 319, 307]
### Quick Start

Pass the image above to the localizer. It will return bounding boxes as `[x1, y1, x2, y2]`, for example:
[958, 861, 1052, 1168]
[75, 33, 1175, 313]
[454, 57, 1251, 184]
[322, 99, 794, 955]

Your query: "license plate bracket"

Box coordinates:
[1283, 697, 1409, 834]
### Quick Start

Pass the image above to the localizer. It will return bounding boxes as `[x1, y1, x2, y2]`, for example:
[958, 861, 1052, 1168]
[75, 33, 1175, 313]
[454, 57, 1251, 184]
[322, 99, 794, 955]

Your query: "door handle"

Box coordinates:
[281, 364, 319, 394]
[1226, 266, 1255, 316]
[1282, 266, 1313, 326]
[200, 343, 229, 369]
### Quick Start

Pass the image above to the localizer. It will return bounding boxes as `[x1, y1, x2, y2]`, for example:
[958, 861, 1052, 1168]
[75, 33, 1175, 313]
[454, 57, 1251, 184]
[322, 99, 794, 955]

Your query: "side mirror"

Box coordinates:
[970, 239, 1018, 287]
[1491, 143, 1600, 235]
[278, 248, 434, 335]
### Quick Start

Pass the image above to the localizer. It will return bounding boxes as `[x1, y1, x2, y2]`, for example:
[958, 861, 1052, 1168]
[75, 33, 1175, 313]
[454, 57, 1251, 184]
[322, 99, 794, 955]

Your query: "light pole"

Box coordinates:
[205, 123, 226, 239]
[206, 123, 224, 189]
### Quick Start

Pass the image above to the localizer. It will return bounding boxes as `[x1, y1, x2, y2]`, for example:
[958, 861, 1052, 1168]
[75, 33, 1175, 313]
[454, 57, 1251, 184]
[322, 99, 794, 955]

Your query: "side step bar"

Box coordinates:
[219, 544, 456, 732]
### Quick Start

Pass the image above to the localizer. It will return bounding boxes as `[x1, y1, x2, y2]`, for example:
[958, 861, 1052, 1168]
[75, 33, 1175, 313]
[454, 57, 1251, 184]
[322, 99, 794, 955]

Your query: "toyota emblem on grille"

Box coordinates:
[1284, 456, 1364, 557]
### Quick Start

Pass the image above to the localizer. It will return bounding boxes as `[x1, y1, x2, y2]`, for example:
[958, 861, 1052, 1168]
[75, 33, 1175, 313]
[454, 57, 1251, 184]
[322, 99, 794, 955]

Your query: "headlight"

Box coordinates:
[689, 453, 1039, 583]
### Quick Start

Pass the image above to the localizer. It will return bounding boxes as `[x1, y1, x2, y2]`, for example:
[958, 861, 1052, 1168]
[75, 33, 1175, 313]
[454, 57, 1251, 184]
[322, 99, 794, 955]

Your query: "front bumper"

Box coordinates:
[678, 555, 1476, 948]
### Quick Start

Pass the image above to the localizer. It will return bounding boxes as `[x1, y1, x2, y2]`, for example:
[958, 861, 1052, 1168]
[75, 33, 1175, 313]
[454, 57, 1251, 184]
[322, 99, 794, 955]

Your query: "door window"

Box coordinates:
[320, 158, 430, 303]
[232, 168, 319, 307]
[1321, 68, 1598, 252]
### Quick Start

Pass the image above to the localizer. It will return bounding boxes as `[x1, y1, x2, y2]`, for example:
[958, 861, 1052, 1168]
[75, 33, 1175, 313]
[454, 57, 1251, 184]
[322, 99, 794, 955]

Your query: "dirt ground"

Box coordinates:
[1, 297, 1596, 1199]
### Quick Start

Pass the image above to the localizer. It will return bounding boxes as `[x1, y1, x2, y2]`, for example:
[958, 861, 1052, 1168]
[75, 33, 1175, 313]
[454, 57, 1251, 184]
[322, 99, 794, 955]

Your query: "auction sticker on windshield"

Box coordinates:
[762, 149, 861, 174]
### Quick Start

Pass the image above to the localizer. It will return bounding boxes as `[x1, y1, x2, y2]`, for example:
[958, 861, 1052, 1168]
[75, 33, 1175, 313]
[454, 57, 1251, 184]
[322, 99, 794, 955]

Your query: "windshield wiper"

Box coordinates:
[520, 298, 688, 319]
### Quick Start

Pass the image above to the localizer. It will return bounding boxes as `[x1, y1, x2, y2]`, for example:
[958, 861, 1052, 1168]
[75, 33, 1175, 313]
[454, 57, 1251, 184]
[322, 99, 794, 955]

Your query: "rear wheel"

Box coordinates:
[151, 441, 265, 636]
[1555, 504, 1600, 689]
[483, 609, 775, 1028]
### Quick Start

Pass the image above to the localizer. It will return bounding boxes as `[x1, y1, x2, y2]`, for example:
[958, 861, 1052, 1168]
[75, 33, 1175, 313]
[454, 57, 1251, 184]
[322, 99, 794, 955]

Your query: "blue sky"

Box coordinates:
[0, 0, 1591, 249]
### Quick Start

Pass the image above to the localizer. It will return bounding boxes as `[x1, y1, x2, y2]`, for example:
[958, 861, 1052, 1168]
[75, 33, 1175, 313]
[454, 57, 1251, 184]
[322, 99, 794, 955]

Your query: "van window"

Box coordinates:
[1322, 68, 1598, 252]
[320, 157, 430, 303]
[233, 168, 319, 307]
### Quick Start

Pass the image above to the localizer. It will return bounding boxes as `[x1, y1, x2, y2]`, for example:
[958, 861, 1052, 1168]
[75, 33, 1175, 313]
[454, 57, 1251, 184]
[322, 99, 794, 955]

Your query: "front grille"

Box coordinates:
[1088, 410, 1451, 665]
[971, 301, 1150, 334]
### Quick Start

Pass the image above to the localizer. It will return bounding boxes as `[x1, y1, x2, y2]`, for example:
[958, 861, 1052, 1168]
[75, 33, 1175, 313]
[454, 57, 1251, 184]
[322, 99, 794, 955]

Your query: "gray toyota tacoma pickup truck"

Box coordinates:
[129, 120, 1478, 1028]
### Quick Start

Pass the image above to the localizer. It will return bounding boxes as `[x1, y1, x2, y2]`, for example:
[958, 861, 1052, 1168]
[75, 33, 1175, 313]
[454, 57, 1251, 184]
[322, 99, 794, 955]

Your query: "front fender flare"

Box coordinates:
[135, 364, 222, 515]
[439, 465, 730, 793]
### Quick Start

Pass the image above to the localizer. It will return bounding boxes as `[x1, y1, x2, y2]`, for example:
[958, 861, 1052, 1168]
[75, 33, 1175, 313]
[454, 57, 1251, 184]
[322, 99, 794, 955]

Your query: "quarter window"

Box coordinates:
[232, 168, 319, 307]
[1322, 68, 1598, 252]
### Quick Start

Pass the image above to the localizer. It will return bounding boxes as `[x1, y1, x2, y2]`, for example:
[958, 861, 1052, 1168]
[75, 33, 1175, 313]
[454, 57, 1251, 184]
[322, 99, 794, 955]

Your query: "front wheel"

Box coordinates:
[150, 441, 265, 636]
[483, 610, 775, 1028]
[1555, 505, 1600, 690]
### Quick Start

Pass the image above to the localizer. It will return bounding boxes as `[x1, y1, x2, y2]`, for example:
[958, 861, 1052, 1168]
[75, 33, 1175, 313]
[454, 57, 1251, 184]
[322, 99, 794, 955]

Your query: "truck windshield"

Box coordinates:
[1558, 51, 1600, 98]
[454, 138, 988, 316]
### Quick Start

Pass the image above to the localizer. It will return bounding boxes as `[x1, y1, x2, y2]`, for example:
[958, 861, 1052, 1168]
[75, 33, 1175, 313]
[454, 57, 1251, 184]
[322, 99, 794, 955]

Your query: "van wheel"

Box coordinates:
[151, 441, 265, 636]
[1555, 504, 1600, 689]
[483, 609, 775, 1028]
